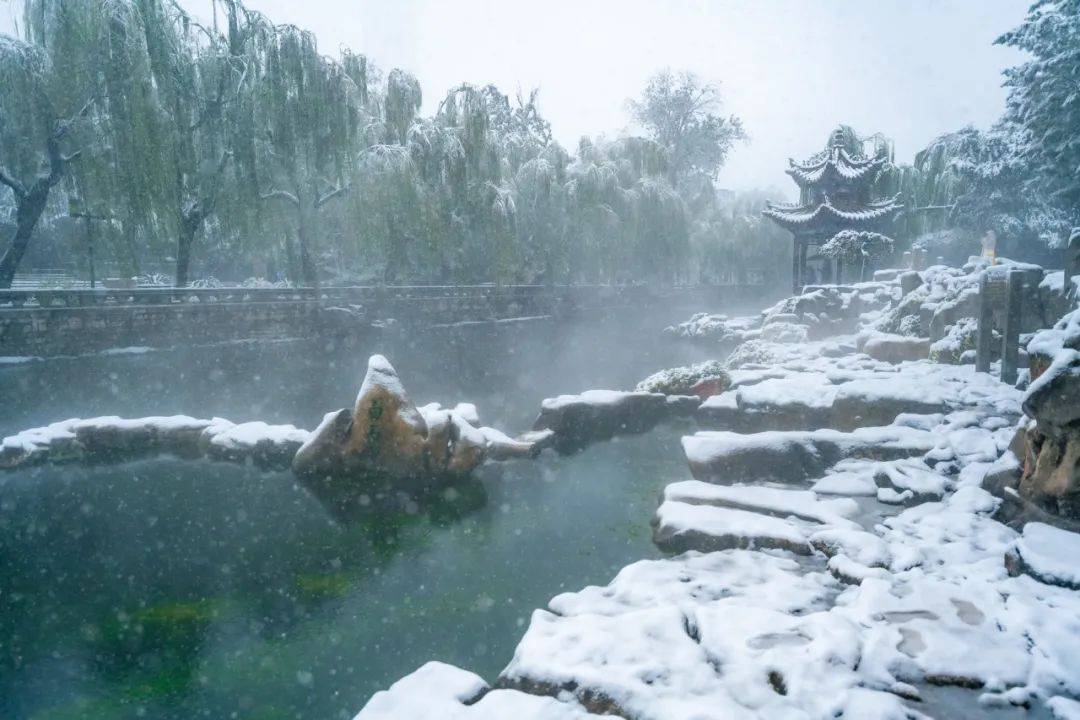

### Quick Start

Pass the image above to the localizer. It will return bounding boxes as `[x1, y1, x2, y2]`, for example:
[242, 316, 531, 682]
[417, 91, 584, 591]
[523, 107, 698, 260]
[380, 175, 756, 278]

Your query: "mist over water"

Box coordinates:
[0, 304, 737, 720]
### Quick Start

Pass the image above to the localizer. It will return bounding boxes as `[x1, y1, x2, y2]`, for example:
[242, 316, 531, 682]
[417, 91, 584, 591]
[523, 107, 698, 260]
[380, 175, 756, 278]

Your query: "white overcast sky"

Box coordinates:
[1, 0, 1029, 193]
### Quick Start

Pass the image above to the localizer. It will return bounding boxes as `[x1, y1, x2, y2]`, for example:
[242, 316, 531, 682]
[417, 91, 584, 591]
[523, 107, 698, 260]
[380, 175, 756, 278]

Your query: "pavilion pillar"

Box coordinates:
[792, 239, 801, 295]
[800, 242, 809, 291]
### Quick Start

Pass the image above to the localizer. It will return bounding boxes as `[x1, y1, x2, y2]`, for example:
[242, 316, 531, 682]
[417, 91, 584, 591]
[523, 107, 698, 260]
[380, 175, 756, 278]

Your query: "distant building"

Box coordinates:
[764, 126, 903, 293]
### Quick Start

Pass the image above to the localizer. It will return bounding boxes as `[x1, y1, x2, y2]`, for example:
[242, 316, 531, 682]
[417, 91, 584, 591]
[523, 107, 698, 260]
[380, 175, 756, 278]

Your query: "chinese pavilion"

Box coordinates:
[764, 126, 903, 293]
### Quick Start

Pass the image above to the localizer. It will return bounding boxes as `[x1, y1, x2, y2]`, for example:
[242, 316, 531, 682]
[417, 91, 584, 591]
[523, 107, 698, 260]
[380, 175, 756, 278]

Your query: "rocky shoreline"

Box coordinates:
[357, 259, 1080, 720]
[5, 258, 1079, 720]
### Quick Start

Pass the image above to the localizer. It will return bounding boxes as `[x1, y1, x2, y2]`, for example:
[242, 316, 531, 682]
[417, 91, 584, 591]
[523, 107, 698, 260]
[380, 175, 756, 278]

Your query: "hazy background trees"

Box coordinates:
[0, 0, 1077, 289]
[0, 0, 787, 288]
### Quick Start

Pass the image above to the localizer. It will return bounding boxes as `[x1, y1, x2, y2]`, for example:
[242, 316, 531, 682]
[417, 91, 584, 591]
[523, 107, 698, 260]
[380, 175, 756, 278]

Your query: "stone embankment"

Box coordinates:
[7, 257, 1080, 719]
[357, 257, 1080, 720]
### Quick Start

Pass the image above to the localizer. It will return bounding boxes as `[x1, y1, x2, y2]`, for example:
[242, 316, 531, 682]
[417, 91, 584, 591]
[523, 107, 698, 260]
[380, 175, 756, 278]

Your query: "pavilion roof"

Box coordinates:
[763, 194, 903, 231]
[786, 147, 888, 188]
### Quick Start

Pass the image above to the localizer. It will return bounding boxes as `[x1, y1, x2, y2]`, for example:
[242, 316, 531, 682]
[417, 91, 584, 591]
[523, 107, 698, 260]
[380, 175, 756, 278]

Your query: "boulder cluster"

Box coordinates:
[1013, 308, 1080, 522]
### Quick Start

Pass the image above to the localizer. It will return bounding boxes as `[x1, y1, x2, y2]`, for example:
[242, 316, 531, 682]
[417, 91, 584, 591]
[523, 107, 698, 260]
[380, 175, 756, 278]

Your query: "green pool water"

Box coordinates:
[0, 308, 719, 720]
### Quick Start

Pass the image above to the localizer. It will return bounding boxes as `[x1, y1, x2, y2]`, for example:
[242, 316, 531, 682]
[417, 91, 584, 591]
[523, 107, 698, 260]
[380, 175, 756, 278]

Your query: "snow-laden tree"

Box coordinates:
[0, 0, 780, 288]
[690, 189, 790, 285]
[820, 230, 894, 281]
[0, 27, 96, 287]
[255, 26, 373, 287]
[997, 0, 1080, 207]
[891, 125, 1075, 264]
[628, 70, 745, 194]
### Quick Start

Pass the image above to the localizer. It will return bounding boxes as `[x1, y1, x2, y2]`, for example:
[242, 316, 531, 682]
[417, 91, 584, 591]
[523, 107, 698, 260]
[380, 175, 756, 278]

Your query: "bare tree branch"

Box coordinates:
[315, 181, 351, 209]
[0, 165, 26, 198]
[260, 189, 300, 207]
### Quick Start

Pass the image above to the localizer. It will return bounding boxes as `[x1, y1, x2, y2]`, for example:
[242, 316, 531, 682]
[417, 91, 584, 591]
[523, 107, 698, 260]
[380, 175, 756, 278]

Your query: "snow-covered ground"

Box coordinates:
[357, 262, 1080, 720]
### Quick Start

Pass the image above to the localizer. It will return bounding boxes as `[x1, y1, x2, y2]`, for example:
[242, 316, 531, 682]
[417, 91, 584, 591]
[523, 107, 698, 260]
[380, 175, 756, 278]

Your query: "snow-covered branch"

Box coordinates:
[260, 189, 300, 207]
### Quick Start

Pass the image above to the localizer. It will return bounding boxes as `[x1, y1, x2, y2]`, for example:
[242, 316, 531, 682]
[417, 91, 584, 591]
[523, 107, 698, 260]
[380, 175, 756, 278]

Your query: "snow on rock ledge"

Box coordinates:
[682, 426, 936, 485]
[1, 356, 541, 477]
[355, 660, 606, 719]
[652, 500, 815, 555]
[1007, 522, 1080, 589]
[0, 415, 309, 470]
[532, 389, 699, 453]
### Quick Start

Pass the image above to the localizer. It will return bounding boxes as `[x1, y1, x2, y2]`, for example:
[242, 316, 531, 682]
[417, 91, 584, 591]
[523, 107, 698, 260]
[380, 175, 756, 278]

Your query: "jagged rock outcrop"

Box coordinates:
[1013, 309, 1080, 521]
[292, 355, 490, 487]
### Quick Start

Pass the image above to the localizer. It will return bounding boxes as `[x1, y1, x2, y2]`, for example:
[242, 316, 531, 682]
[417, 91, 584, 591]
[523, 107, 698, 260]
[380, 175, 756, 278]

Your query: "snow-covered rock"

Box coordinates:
[861, 334, 930, 363]
[635, 360, 730, 398]
[682, 426, 935, 485]
[533, 389, 698, 452]
[1009, 308, 1080, 522]
[202, 420, 311, 469]
[662, 481, 859, 527]
[355, 661, 605, 719]
[292, 355, 491, 486]
[652, 500, 814, 555]
[1007, 522, 1080, 589]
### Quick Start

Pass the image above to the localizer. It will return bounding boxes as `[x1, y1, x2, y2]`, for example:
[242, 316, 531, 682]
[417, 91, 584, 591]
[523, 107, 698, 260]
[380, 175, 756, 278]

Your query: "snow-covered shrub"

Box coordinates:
[897, 315, 924, 338]
[635, 360, 731, 396]
[137, 273, 170, 287]
[725, 340, 783, 369]
[820, 230, 894, 264]
[760, 321, 809, 344]
[929, 317, 978, 364]
[240, 277, 291, 289]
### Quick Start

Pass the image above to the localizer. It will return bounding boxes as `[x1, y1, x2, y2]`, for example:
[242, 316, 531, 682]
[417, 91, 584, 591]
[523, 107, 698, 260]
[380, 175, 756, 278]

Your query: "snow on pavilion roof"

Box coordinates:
[786, 146, 887, 188]
[762, 194, 903, 229]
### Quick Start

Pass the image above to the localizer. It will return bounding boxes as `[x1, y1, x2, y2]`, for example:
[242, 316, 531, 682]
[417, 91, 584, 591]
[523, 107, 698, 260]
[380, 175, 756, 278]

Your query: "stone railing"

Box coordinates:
[0, 284, 557, 308]
[0, 283, 767, 357]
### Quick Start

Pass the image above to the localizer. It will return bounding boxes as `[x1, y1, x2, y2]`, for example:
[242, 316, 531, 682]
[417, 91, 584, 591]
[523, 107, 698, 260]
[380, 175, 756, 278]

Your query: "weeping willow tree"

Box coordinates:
[820, 230, 895, 281]
[0, 26, 97, 287]
[2, 0, 778, 289]
[691, 189, 790, 285]
[256, 26, 372, 287]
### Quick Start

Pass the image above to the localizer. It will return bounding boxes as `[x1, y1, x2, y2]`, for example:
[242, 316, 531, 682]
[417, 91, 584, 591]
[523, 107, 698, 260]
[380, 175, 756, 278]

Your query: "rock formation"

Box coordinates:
[532, 389, 699, 453]
[292, 355, 490, 487]
[635, 360, 731, 398]
[1013, 308, 1080, 521]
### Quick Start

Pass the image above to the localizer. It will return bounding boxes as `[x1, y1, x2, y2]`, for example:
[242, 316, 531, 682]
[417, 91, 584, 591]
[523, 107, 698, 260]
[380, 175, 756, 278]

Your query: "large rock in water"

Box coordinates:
[292, 355, 487, 487]
[533, 390, 699, 453]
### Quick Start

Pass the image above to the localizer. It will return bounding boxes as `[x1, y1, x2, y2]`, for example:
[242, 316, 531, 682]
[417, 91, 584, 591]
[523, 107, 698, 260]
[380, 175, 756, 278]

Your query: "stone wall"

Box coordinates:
[0, 283, 767, 357]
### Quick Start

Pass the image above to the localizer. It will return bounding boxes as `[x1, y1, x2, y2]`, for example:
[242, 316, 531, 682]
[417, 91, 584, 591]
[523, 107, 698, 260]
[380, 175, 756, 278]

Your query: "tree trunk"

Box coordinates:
[284, 231, 300, 284]
[296, 188, 320, 290]
[0, 188, 50, 289]
[175, 220, 198, 288]
[296, 213, 317, 289]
